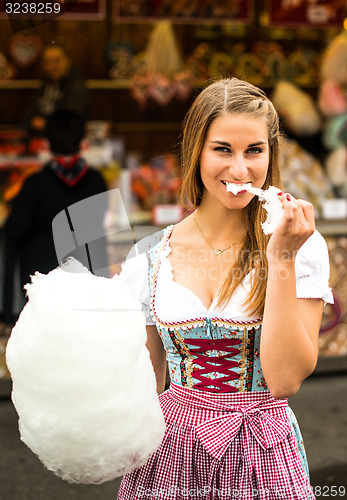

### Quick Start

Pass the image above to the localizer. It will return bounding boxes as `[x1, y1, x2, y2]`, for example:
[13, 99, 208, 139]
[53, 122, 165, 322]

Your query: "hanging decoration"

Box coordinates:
[7, 34, 43, 69]
[130, 22, 195, 107]
[105, 41, 135, 80]
[107, 35, 324, 106]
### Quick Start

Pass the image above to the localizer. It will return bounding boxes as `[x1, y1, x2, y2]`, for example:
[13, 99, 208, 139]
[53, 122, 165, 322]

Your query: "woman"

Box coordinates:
[23, 43, 90, 136]
[118, 78, 333, 499]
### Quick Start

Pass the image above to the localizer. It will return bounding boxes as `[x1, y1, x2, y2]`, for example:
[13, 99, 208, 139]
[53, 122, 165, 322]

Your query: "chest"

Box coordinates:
[167, 244, 238, 310]
[149, 230, 260, 326]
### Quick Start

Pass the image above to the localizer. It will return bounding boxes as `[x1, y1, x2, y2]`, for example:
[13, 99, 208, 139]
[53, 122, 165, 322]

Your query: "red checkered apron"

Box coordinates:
[118, 383, 315, 499]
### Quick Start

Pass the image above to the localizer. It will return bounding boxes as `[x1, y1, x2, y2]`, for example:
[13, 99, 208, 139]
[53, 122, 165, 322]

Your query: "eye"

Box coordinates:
[214, 146, 230, 153]
[246, 147, 263, 155]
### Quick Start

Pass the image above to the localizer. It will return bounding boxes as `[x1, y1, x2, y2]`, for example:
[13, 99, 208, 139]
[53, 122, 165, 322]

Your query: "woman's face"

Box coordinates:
[199, 113, 270, 209]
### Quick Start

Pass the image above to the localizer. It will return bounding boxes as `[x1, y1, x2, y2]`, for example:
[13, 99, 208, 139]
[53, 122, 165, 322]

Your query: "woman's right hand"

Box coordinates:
[266, 193, 315, 265]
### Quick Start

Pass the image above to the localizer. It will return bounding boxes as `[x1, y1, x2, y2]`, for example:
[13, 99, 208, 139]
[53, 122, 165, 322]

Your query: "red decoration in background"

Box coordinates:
[130, 74, 152, 108]
[149, 75, 176, 106]
[131, 156, 181, 210]
[174, 70, 195, 101]
[60, 0, 106, 19]
[268, 0, 346, 27]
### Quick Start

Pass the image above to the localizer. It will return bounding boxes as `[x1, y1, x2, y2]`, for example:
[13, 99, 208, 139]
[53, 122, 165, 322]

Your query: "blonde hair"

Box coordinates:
[180, 78, 282, 316]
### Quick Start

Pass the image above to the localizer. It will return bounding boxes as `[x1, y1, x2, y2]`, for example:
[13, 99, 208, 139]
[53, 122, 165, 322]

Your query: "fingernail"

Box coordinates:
[277, 192, 283, 196]
[286, 194, 291, 201]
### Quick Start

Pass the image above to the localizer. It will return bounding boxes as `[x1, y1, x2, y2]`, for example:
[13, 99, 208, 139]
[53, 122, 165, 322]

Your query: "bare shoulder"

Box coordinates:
[170, 215, 195, 249]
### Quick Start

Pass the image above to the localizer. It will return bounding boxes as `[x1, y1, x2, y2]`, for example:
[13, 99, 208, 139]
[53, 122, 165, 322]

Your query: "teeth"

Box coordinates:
[225, 182, 251, 194]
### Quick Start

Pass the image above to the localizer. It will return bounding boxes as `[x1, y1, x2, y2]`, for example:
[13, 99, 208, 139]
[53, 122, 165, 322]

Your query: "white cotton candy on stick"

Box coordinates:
[226, 182, 284, 234]
[6, 259, 165, 484]
[245, 185, 284, 235]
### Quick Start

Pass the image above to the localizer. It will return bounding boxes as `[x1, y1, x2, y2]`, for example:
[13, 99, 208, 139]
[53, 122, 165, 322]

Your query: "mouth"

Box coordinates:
[221, 181, 252, 195]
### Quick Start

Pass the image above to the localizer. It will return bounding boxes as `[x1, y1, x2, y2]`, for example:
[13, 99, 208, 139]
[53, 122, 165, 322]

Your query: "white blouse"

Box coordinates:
[120, 228, 334, 326]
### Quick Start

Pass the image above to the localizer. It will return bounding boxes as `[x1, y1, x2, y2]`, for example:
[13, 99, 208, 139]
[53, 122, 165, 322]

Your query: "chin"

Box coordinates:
[224, 193, 253, 209]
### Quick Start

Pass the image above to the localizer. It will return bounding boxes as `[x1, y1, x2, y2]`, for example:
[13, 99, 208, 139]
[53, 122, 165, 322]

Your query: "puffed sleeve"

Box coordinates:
[295, 230, 334, 305]
[117, 228, 165, 326]
[119, 249, 156, 326]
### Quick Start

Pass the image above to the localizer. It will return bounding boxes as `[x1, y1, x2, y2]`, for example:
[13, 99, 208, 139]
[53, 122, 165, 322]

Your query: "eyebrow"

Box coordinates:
[211, 140, 267, 147]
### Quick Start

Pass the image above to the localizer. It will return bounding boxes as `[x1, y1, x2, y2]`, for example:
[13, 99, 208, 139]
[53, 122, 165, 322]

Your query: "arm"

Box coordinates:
[146, 325, 167, 395]
[260, 194, 323, 399]
[119, 233, 167, 393]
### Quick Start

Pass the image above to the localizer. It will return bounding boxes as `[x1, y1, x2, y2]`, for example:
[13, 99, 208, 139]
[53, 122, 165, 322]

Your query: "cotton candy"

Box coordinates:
[245, 184, 284, 235]
[225, 182, 250, 195]
[226, 183, 284, 234]
[6, 259, 165, 484]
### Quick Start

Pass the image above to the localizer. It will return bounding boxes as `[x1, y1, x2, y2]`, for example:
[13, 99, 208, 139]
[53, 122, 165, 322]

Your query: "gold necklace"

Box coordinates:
[193, 211, 246, 255]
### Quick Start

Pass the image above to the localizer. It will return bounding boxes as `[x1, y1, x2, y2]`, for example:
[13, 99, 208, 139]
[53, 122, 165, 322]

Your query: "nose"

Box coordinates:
[228, 154, 248, 180]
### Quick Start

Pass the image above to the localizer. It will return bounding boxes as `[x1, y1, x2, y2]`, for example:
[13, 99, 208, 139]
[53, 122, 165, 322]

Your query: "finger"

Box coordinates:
[276, 191, 285, 202]
[282, 193, 298, 221]
[284, 193, 298, 204]
[277, 192, 298, 208]
[296, 199, 315, 227]
[282, 197, 315, 242]
[276, 192, 292, 216]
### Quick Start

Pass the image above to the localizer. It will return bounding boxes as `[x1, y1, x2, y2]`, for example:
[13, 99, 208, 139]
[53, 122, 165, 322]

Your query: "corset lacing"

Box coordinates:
[184, 338, 242, 393]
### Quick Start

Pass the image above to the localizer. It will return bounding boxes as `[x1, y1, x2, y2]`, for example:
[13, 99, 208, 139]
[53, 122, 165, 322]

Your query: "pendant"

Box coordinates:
[214, 249, 222, 255]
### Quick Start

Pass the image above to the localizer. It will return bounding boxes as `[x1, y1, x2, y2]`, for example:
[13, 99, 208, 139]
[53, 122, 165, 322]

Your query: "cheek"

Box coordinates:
[199, 152, 215, 179]
[253, 157, 269, 179]
[200, 165, 219, 187]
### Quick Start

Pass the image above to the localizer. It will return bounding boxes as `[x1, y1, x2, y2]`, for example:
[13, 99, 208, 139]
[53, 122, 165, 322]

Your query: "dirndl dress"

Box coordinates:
[118, 225, 334, 500]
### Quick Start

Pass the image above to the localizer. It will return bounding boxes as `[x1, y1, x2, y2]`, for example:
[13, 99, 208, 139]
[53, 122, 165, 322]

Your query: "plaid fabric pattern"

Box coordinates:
[118, 383, 315, 500]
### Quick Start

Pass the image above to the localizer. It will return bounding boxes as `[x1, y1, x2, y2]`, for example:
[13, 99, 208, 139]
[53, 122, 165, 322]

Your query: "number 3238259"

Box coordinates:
[5, 2, 61, 14]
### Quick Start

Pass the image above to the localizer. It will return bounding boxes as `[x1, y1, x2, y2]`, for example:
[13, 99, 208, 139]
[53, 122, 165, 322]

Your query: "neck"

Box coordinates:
[54, 152, 79, 159]
[195, 198, 247, 244]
